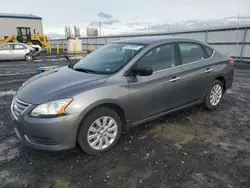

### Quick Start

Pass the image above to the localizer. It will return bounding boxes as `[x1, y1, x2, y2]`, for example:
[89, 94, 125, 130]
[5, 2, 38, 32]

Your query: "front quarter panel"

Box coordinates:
[65, 77, 130, 124]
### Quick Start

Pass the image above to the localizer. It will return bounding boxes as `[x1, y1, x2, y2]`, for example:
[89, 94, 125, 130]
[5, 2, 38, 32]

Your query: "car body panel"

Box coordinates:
[17, 66, 109, 104]
[10, 37, 234, 151]
[0, 43, 32, 60]
[10, 109, 81, 150]
[127, 66, 185, 123]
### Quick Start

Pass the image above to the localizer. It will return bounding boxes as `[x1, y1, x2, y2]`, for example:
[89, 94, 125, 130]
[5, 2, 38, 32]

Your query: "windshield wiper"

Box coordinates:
[73, 68, 92, 73]
[73, 68, 109, 74]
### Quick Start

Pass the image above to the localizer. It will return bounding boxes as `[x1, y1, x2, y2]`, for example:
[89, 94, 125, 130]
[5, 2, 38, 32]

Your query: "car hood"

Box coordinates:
[17, 66, 108, 104]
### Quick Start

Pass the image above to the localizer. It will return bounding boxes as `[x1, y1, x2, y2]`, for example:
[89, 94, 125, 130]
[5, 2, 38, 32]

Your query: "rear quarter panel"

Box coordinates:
[210, 51, 234, 90]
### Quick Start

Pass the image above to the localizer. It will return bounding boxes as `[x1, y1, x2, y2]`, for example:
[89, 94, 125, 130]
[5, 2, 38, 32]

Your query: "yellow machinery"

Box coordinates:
[0, 27, 49, 51]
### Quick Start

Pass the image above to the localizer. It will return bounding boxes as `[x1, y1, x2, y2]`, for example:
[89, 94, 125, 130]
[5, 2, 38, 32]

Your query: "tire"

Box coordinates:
[25, 54, 32, 61]
[204, 80, 224, 110]
[77, 107, 122, 155]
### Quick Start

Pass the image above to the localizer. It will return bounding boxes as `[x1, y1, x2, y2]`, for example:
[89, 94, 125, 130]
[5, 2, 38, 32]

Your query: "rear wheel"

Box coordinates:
[77, 107, 122, 155]
[25, 54, 32, 61]
[204, 80, 223, 109]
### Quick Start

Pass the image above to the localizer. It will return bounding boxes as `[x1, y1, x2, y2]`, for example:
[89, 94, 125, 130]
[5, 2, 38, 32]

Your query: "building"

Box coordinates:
[0, 13, 43, 37]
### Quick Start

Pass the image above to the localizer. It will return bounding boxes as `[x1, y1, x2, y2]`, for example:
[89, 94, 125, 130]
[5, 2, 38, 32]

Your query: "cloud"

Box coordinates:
[102, 20, 119, 25]
[126, 22, 148, 28]
[135, 17, 250, 33]
[97, 12, 112, 19]
[224, 16, 250, 20]
[89, 20, 119, 26]
[89, 21, 99, 26]
[127, 16, 138, 21]
[45, 32, 65, 39]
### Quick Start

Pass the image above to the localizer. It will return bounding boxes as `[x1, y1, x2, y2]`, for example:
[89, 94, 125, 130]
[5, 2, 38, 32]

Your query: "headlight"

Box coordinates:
[30, 98, 73, 117]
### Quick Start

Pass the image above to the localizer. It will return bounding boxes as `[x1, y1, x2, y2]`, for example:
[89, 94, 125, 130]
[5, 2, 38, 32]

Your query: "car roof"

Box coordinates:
[1, 43, 26, 45]
[114, 36, 204, 45]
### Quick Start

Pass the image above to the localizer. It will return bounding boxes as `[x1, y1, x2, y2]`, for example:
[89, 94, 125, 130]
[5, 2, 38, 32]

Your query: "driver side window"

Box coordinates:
[136, 43, 176, 72]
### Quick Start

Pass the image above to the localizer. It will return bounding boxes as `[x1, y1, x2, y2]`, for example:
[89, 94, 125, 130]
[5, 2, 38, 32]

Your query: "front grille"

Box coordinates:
[11, 97, 31, 120]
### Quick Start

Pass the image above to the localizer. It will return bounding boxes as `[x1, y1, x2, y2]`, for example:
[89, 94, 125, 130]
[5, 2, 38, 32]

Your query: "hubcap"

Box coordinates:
[87, 116, 118, 150]
[210, 84, 222, 106]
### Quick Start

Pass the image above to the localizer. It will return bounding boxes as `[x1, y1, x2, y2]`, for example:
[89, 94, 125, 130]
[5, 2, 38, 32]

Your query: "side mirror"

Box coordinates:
[131, 67, 153, 77]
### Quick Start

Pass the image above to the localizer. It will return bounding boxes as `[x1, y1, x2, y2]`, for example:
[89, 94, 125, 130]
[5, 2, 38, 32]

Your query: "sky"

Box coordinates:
[1, 0, 250, 38]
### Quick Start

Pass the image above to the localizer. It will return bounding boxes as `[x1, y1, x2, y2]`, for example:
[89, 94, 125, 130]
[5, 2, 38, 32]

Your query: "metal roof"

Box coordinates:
[0, 13, 42, 20]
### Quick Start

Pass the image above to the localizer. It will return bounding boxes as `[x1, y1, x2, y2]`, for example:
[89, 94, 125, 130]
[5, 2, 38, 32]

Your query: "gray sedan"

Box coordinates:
[0, 43, 35, 61]
[10, 37, 234, 155]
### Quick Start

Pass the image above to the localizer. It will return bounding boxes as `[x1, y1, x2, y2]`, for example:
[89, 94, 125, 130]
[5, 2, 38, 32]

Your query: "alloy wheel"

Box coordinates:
[87, 116, 118, 150]
[210, 84, 222, 106]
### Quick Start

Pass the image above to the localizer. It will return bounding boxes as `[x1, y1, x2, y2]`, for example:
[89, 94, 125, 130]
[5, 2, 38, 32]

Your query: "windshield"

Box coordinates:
[73, 43, 145, 74]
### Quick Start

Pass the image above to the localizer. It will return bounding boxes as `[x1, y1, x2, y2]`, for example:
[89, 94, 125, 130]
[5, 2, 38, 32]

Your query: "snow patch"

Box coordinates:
[0, 90, 16, 97]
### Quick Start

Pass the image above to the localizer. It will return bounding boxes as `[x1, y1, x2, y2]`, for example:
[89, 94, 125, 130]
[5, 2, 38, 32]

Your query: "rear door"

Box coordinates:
[128, 43, 185, 123]
[13, 44, 28, 60]
[0, 44, 14, 60]
[177, 42, 214, 105]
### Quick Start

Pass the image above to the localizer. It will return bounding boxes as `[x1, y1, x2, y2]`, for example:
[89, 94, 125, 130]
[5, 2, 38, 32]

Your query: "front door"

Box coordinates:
[128, 43, 184, 123]
[13, 44, 28, 60]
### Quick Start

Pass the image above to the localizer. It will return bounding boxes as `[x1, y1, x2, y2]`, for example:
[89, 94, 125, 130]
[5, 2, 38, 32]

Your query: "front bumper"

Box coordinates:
[10, 112, 81, 151]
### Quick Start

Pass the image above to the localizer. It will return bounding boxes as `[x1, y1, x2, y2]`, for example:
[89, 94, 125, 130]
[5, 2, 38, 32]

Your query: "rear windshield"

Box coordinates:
[73, 43, 145, 74]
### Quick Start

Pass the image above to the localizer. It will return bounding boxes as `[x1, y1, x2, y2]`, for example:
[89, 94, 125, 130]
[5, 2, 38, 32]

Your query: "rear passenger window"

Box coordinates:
[2, 44, 13, 50]
[14, 44, 25, 50]
[204, 46, 213, 58]
[179, 43, 205, 64]
[137, 43, 176, 72]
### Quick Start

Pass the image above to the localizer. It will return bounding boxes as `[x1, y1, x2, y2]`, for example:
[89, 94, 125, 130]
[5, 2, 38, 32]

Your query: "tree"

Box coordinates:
[86, 27, 99, 36]
[74, 26, 81, 38]
[65, 25, 73, 38]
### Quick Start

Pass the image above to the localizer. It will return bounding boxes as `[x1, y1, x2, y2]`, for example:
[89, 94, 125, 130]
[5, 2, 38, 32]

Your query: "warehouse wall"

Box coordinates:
[0, 18, 43, 37]
[49, 25, 250, 61]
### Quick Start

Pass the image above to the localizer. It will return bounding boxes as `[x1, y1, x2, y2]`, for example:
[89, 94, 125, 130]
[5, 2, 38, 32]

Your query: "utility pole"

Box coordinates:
[99, 21, 102, 36]
[236, 13, 240, 60]
[148, 24, 150, 34]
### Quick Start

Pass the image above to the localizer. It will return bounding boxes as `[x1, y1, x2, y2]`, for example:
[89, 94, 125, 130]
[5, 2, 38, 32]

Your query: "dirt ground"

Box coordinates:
[0, 58, 249, 188]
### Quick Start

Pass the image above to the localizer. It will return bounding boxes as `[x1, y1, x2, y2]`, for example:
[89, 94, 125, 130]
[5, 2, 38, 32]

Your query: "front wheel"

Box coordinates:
[204, 80, 223, 109]
[77, 107, 122, 155]
[25, 54, 32, 61]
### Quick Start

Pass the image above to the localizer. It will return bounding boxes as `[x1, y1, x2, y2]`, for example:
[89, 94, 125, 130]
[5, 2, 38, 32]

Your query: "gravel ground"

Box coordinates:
[0, 59, 249, 188]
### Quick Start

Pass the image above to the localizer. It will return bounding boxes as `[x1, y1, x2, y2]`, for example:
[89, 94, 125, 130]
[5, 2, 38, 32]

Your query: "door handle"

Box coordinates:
[205, 68, 213, 73]
[169, 77, 180, 82]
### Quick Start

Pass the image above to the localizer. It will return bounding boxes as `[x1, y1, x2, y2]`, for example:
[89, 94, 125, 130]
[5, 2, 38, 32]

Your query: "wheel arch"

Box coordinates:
[214, 76, 226, 91]
[76, 101, 129, 136]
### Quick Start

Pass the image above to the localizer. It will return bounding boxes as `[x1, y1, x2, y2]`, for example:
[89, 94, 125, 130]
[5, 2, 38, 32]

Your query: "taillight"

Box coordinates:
[228, 57, 235, 68]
